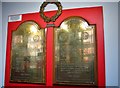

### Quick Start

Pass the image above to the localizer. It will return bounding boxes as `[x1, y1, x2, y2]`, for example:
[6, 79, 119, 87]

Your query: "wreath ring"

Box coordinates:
[40, 2, 62, 23]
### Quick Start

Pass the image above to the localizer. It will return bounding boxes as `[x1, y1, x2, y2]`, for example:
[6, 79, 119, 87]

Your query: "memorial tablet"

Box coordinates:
[54, 17, 97, 85]
[10, 21, 45, 83]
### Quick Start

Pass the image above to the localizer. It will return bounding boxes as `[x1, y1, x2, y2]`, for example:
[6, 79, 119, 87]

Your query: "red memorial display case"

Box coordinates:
[5, 6, 105, 87]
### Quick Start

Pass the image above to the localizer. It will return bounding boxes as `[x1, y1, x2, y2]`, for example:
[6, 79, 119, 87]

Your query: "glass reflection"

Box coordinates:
[10, 21, 45, 83]
[54, 17, 96, 85]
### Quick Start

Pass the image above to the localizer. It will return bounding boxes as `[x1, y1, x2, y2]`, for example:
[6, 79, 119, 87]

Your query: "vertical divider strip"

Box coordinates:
[46, 26, 54, 86]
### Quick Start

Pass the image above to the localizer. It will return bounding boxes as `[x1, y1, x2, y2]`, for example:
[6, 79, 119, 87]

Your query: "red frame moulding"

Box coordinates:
[5, 6, 105, 87]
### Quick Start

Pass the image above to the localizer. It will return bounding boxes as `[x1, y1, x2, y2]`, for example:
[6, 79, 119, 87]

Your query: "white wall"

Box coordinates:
[2, 2, 118, 87]
[0, 2, 2, 88]
[118, 2, 120, 88]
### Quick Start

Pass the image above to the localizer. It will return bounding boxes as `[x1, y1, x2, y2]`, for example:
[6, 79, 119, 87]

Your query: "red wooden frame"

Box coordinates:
[5, 6, 105, 87]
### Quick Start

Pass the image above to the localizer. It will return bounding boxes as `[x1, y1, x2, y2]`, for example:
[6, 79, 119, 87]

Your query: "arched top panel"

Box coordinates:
[13, 21, 41, 35]
[59, 17, 94, 32]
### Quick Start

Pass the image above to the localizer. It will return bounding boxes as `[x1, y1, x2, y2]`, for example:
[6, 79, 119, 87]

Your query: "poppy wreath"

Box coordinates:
[40, 2, 62, 23]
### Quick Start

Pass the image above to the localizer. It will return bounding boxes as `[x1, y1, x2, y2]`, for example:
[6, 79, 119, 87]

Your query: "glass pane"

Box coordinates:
[10, 21, 45, 83]
[54, 17, 97, 85]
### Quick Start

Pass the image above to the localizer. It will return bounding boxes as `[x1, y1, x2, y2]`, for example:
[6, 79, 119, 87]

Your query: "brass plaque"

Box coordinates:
[10, 21, 45, 83]
[54, 17, 97, 85]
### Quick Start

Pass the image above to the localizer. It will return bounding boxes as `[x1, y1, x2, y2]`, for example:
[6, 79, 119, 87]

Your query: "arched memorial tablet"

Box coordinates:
[54, 17, 97, 85]
[10, 21, 46, 84]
